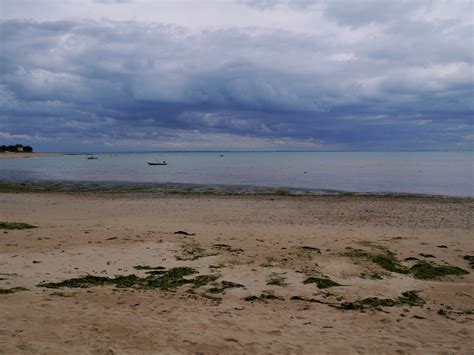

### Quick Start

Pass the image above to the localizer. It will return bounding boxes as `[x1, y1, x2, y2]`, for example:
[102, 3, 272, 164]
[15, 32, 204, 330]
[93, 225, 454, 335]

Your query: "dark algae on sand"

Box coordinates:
[344, 246, 469, 280]
[38, 267, 219, 291]
[0, 222, 37, 230]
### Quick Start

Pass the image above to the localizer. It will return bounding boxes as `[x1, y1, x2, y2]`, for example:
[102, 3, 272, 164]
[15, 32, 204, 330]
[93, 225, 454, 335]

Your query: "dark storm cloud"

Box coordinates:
[0, 0, 472, 151]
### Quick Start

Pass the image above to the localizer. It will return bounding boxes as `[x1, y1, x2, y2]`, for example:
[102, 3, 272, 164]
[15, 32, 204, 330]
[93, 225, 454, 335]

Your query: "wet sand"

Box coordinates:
[0, 193, 473, 353]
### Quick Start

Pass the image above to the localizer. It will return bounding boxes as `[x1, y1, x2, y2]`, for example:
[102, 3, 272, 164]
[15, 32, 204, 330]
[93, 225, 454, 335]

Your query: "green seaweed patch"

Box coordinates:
[290, 295, 324, 303]
[303, 276, 341, 289]
[358, 240, 388, 251]
[266, 273, 287, 286]
[212, 244, 244, 253]
[398, 290, 426, 306]
[243, 293, 284, 302]
[133, 265, 166, 271]
[133, 265, 167, 276]
[144, 267, 199, 290]
[343, 249, 409, 274]
[259, 257, 286, 268]
[463, 255, 474, 269]
[38, 267, 219, 291]
[38, 274, 140, 289]
[340, 297, 398, 311]
[201, 293, 223, 302]
[345, 248, 468, 280]
[409, 261, 468, 280]
[274, 188, 291, 196]
[0, 286, 28, 294]
[296, 246, 321, 259]
[0, 222, 37, 230]
[176, 242, 217, 261]
[338, 291, 425, 311]
[191, 275, 219, 289]
[209, 263, 226, 269]
[208, 280, 245, 294]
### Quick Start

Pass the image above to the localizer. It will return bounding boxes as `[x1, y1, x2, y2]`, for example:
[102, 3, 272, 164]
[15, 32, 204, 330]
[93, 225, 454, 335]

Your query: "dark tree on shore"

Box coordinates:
[0, 144, 33, 152]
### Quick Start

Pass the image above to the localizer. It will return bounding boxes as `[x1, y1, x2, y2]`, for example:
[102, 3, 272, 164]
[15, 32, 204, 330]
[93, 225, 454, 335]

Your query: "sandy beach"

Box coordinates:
[0, 153, 61, 159]
[0, 193, 473, 353]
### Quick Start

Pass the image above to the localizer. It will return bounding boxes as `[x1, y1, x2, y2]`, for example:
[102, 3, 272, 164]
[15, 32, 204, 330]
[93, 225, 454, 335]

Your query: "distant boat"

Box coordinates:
[147, 160, 167, 166]
[220, 154, 224, 157]
[87, 156, 98, 160]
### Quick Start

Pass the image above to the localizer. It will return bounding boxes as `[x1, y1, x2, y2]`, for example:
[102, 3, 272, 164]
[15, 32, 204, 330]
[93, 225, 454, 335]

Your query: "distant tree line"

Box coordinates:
[0, 144, 33, 153]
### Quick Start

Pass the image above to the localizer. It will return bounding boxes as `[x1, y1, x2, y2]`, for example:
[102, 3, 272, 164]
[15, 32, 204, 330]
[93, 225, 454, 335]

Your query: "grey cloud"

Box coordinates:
[0, 0, 472, 151]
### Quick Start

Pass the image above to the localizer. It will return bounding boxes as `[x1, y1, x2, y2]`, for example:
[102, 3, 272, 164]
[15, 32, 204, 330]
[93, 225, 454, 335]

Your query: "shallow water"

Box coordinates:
[0, 151, 472, 196]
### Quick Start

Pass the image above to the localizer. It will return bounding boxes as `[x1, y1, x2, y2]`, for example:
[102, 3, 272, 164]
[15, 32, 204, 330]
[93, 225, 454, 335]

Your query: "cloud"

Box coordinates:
[0, 0, 472, 151]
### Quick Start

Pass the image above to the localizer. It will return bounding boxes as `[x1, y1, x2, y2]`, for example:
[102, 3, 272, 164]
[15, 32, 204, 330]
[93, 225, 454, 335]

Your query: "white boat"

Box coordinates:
[147, 160, 167, 166]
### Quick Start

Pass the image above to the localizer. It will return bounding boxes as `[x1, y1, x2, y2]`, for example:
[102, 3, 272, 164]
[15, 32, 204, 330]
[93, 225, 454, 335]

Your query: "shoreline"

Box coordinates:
[0, 192, 472, 353]
[0, 179, 472, 199]
[0, 152, 62, 159]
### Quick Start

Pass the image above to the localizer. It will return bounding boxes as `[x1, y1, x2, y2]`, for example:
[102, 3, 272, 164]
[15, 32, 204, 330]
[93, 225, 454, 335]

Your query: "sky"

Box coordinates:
[0, 0, 472, 152]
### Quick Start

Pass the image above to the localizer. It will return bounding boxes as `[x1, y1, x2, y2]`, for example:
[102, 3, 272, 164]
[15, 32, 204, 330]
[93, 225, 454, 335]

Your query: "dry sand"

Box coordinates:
[0, 193, 473, 354]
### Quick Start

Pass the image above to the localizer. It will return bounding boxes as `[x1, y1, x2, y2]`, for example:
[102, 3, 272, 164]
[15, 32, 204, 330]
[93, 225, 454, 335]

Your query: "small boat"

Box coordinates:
[87, 156, 98, 160]
[147, 160, 167, 166]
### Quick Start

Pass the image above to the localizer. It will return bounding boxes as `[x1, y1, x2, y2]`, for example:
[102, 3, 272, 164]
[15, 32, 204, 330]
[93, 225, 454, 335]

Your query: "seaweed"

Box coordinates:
[201, 293, 223, 302]
[191, 275, 219, 288]
[0, 222, 37, 230]
[274, 189, 290, 196]
[134, 265, 167, 276]
[343, 249, 409, 274]
[398, 290, 425, 306]
[296, 246, 321, 259]
[358, 240, 388, 251]
[0, 287, 28, 294]
[243, 293, 284, 302]
[290, 295, 306, 301]
[38, 275, 111, 288]
[290, 295, 324, 303]
[176, 242, 217, 261]
[260, 257, 277, 267]
[419, 253, 436, 258]
[208, 263, 226, 269]
[303, 276, 341, 289]
[133, 265, 166, 271]
[463, 255, 474, 269]
[174, 231, 196, 236]
[345, 248, 468, 280]
[144, 267, 198, 290]
[208, 280, 245, 294]
[339, 290, 426, 311]
[113, 275, 144, 288]
[212, 244, 243, 253]
[339, 297, 398, 311]
[37, 267, 218, 291]
[409, 261, 468, 280]
[266, 273, 287, 286]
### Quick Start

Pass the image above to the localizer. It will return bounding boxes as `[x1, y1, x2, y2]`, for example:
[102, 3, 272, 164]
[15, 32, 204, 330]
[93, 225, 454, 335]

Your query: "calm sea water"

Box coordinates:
[0, 151, 472, 196]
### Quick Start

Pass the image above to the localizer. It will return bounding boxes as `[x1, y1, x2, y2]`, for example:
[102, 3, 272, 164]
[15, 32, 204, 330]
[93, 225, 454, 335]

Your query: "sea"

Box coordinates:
[0, 151, 472, 197]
